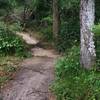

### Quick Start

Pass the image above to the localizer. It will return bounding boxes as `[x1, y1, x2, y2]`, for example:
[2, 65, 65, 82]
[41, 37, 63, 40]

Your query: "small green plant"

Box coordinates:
[42, 16, 52, 25]
[0, 76, 9, 86]
[2, 65, 16, 73]
[51, 46, 100, 100]
[93, 24, 100, 36]
[0, 22, 28, 57]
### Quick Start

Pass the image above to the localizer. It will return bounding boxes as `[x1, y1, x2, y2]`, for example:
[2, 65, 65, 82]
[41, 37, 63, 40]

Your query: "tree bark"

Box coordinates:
[80, 0, 96, 69]
[53, 0, 60, 39]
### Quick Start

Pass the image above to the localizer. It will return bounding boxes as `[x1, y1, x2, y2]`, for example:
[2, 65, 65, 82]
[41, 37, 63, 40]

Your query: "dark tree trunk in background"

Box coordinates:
[53, 0, 60, 40]
[80, 0, 96, 69]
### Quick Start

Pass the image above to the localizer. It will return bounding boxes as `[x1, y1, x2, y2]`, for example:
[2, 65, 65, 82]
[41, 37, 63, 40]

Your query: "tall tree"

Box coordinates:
[53, 0, 60, 40]
[80, 0, 96, 69]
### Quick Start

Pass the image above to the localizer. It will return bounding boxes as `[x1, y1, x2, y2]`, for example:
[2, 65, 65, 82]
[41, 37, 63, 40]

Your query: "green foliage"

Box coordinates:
[0, 22, 26, 57]
[9, 22, 22, 32]
[55, 0, 99, 52]
[36, 0, 52, 21]
[56, 0, 80, 52]
[42, 16, 52, 25]
[0, 0, 12, 17]
[0, 0, 18, 15]
[59, 0, 80, 11]
[28, 0, 39, 11]
[95, 0, 100, 23]
[0, 76, 9, 86]
[93, 24, 100, 36]
[92, 24, 100, 68]
[0, 0, 11, 9]
[2, 65, 16, 73]
[56, 22, 80, 52]
[8, 0, 17, 8]
[40, 27, 53, 42]
[51, 46, 100, 100]
[55, 46, 80, 79]
[38, 16, 53, 42]
[0, 56, 21, 86]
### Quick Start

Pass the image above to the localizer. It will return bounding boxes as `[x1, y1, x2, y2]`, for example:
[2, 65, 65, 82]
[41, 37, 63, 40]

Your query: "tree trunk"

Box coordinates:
[53, 0, 60, 40]
[80, 0, 96, 69]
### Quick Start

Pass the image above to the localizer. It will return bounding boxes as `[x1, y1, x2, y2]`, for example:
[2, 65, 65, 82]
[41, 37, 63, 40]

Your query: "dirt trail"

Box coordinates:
[16, 32, 39, 45]
[1, 32, 58, 100]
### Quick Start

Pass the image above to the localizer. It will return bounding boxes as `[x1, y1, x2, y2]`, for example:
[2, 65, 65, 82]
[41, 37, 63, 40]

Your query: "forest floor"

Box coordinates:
[1, 32, 58, 100]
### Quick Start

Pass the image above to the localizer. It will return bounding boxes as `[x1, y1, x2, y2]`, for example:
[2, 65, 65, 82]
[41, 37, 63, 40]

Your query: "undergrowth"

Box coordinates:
[0, 22, 32, 87]
[51, 46, 100, 100]
[0, 56, 21, 87]
[93, 24, 100, 67]
[0, 22, 31, 58]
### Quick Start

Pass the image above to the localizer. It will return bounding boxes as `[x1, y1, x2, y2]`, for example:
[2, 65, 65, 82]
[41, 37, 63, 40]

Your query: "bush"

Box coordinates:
[9, 22, 22, 32]
[51, 46, 100, 100]
[56, 21, 80, 52]
[93, 24, 100, 68]
[55, 46, 80, 78]
[40, 26, 53, 42]
[56, 0, 80, 52]
[0, 22, 26, 57]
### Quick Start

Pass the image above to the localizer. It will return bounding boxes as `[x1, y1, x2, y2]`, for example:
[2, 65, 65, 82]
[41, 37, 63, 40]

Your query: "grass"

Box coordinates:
[51, 46, 100, 100]
[0, 56, 22, 87]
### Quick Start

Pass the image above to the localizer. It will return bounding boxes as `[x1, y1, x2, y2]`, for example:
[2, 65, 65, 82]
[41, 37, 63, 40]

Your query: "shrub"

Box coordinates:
[93, 24, 100, 68]
[93, 24, 100, 36]
[55, 46, 80, 79]
[51, 46, 100, 100]
[56, 21, 80, 52]
[53, 0, 80, 52]
[40, 26, 53, 42]
[0, 22, 26, 57]
[9, 22, 22, 32]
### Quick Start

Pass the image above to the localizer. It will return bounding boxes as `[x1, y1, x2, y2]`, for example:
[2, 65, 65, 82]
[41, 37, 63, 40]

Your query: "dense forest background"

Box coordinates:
[0, 0, 100, 100]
